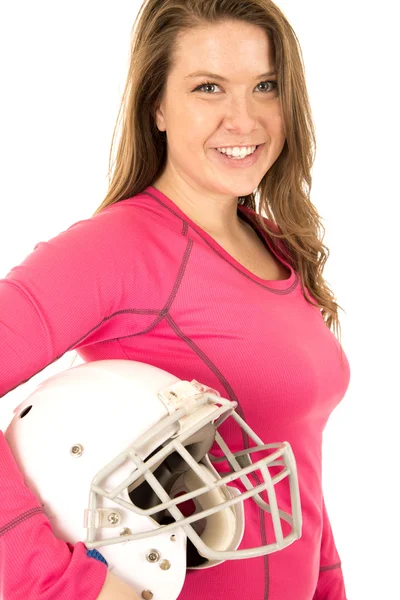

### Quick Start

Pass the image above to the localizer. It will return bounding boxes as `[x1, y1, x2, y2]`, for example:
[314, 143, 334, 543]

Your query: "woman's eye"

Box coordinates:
[194, 80, 278, 94]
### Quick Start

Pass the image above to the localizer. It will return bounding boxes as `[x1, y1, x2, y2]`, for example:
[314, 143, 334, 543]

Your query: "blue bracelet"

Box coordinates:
[86, 548, 108, 566]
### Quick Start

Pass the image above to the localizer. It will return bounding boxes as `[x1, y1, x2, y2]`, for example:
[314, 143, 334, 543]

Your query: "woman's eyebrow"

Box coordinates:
[184, 70, 277, 81]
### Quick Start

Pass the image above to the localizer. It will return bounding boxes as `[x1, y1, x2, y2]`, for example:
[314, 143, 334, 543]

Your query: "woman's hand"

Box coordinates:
[97, 569, 143, 599]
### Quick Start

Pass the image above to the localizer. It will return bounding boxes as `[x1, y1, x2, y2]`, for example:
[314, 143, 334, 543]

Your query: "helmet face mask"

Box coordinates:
[5, 360, 302, 598]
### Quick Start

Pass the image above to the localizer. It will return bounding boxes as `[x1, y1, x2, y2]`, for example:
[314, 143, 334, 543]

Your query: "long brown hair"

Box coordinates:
[93, 0, 346, 362]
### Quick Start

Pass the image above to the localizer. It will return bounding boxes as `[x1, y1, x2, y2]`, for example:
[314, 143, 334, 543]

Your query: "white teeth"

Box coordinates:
[216, 146, 257, 158]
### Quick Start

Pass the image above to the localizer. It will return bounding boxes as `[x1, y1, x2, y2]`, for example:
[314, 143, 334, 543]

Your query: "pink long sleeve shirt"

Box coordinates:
[0, 185, 350, 599]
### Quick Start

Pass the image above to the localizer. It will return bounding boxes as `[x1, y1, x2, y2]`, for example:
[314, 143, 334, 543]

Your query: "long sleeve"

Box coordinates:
[312, 494, 348, 600]
[0, 206, 133, 597]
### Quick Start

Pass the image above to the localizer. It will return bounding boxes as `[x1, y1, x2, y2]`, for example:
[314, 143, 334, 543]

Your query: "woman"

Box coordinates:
[0, 0, 350, 598]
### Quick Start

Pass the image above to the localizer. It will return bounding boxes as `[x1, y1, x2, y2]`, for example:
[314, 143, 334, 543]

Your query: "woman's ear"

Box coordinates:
[154, 102, 166, 133]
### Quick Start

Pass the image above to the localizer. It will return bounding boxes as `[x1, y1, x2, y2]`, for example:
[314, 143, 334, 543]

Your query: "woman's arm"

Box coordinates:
[0, 431, 108, 599]
[0, 204, 141, 597]
[97, 571, 142, 600]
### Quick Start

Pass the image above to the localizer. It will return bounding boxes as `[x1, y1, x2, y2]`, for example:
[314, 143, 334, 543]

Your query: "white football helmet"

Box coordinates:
[5, 360, 302, 599]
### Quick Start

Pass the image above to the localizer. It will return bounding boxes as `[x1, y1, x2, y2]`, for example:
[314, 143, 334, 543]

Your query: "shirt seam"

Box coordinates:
[0, 506, 45, 538]
[319, 562, 342, 572]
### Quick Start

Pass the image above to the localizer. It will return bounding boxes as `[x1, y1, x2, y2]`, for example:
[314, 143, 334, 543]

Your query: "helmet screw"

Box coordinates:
[141, 591, 153, 599]
[160, 559, 171, 570]
[170, 534, 176, 542]
[146, 549, 160, 563]
[120, 528, 132, 536]
[70, 444, 84, 457]
[108, 512, 120, 525]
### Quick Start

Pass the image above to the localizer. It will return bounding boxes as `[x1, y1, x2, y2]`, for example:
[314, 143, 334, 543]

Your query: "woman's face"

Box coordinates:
[155, 20, 286, 202]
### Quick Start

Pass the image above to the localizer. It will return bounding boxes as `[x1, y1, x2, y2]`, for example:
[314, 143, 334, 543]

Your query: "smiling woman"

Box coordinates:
[93, 0, 345, 352]
[152, 20, 285, 238]
[0, 1, 350, 600]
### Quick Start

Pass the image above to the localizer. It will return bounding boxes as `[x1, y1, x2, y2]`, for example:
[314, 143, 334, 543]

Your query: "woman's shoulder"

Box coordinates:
[57, 196, 154, 252]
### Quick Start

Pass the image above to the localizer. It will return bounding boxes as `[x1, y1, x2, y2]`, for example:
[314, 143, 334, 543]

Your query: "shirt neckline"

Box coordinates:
[145, 185, 298, 292]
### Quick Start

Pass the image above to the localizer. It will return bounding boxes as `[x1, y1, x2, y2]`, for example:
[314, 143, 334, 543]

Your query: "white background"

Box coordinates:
[0, 2, 398, 598]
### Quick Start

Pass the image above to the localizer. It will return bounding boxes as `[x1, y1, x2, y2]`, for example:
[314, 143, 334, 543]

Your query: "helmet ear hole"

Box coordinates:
[19, 405, 33, 419]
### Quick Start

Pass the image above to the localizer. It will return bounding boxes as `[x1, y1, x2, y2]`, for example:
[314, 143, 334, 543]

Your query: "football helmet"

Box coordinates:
[5, 359, 302, 599]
